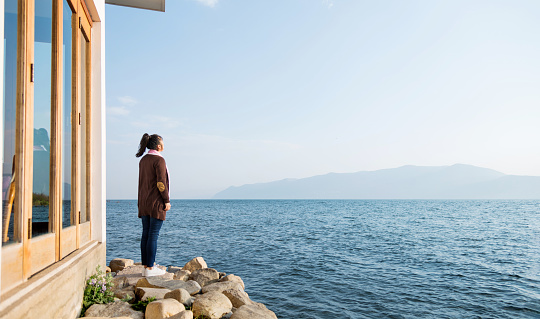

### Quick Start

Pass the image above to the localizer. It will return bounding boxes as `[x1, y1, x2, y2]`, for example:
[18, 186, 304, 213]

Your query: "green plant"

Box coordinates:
[81, 265, 115, 316]
[121, 294, 133, 303]
[32, 193, 49, 206]
[132, 296, 156, 312]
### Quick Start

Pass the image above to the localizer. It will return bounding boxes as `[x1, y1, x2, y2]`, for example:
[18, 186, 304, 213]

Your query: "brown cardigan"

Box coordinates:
[138, 154, 170, 220]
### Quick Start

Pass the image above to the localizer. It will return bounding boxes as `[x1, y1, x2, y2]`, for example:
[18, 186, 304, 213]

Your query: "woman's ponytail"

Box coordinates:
[136, 133, 150, 157]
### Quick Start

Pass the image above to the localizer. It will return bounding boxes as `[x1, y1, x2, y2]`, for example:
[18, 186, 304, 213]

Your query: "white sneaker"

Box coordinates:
[145, 267, 166, 277]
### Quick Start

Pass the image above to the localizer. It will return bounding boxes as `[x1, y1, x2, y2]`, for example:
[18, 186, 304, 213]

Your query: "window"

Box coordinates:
[1, 0, 93, 292]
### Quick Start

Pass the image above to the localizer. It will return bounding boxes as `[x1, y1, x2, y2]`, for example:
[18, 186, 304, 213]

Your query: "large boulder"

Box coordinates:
[135, 287, 171, 301]
[145, 299, 185, 319]
[116, 265, 173, 286]
[136, 277, 201, 295]
[114, 286, 136, 303]
[192, 291, 233, 319]
[112, 275, 129, 290]
[84, 300, 143, 319]
[189, 268, 220, 287]
[173, 270, 191, 281]
[109, 259, 134, 273]
[164, 288, 192, 306]
[168, 266, 183, 273]
[219, 274, 245, 290]
[183, 257, 207, 272]
[222, 288, 252, 308]
[230, 303, 278, 319]
[202, 282, 243, 294]
[168, 310, 194, 319]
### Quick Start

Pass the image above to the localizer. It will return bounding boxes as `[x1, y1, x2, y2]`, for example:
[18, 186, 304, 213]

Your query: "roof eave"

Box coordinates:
[105, 0, 166, 12]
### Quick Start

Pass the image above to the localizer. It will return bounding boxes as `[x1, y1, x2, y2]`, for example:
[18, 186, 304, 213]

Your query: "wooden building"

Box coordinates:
[0, 0, 164, 317]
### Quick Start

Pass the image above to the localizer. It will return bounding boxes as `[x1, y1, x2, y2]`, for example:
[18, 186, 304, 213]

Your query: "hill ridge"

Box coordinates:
[213, 164, 540, 199]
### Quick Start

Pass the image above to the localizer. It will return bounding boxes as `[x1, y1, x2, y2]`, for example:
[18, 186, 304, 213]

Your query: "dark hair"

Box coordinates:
[136, 133, 163, 157]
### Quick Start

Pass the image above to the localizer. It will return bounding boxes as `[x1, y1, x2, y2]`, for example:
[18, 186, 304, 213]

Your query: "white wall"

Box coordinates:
[91, 0, 107, 244]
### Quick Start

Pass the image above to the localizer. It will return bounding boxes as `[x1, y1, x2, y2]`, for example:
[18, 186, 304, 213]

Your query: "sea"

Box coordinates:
[106, 200, 540, 319]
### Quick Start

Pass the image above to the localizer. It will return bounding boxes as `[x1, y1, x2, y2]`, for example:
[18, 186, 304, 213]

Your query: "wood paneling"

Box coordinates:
[79, 222, 90, 246]
[1, 244, 23, 293]
[85, 39, 92, 232]
[29, 233, 56, 275]
[51, 0, 64, 261]
[60, 226, 76, 259]
[18, 0, 36, 280]
[79, 0, 93, 28]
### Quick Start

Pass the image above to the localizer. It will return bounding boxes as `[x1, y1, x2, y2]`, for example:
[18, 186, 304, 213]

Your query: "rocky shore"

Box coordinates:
[83, 257, 278, 319]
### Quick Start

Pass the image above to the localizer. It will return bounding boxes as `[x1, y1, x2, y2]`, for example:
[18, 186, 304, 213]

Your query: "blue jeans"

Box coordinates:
[140, 215, 164, 267]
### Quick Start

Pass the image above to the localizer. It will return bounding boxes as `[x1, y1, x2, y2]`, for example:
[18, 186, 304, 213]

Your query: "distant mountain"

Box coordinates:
[212, 164, 540, 199]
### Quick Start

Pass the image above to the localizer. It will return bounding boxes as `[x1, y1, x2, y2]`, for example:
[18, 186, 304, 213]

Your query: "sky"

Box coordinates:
[105, 0, 540, 199]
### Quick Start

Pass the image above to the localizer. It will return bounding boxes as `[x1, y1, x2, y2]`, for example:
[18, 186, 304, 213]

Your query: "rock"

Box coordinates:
[145, 299, 185, 319]
[192, 291, 233, 319]
[106, 266, 112, 273]
[183, 257, 207, 272]
[219, 272, 227, 279]
[185, 297, 195, 308]
[173, 270, 191, 281]
[230, 303, 278, 319]
[85, 300, 143, 319]
[222, 312, 233, 319]
[135, 287, 171, 301]
[219, 274, 245, 290]
[189, 268, 220, 287]
[84, 317, 133, 319]
[109, 258, 134, 273]
[112, 275, 129, 290]
[137, 277, 201, 295]
[202, 282, 243, 294]
[114, 286, 136, 302]
[164, 288, 192, 306]
[222, 288, 252, 308]
[168, 266, 183, 273]
[168, 310, 194, 319]
[116, 265, 172, 286]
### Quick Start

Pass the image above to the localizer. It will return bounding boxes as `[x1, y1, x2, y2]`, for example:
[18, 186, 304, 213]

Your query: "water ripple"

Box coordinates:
[106, 200, 540, 318]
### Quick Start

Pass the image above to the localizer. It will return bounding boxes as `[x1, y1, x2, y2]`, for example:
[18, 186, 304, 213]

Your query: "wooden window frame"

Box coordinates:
[1, 0, 93, 292]
[62, 0, 92, 257]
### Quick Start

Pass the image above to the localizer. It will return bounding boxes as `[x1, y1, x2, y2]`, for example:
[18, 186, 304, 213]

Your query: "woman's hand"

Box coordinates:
[165, 203, 171, 211]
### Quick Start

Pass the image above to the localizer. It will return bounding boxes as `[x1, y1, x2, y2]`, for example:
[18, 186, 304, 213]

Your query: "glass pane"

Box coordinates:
[62, 0, 72, 228]
[2, 0, 18, 245]
[32, 0, 53, 238]
[79, 31, 87, 223]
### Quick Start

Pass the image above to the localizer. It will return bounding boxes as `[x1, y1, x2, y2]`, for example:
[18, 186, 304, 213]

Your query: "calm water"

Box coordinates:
[106, 200, 540, 319]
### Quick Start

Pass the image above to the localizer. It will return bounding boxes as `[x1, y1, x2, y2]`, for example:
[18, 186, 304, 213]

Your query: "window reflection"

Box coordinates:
[2, 0, 17, 245]
[80, 31, 87, 223]
[62, 0, 72, 228]
[32, 0, 53, 238]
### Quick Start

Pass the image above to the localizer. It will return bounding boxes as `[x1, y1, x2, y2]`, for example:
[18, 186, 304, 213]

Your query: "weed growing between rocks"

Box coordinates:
[131, 296, 156, 312]
[81, 265, 115, 316]
[194, 311, 210, 319]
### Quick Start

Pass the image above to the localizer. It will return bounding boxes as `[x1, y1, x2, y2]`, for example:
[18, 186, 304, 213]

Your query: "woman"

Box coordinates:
[136, 133, 171, 276]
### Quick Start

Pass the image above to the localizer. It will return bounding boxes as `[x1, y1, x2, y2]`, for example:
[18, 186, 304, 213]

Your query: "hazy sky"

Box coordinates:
[106, 0, 540, 199]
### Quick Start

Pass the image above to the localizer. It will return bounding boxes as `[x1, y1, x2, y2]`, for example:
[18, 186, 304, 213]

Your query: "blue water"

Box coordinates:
[106, 200, 540, 319]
